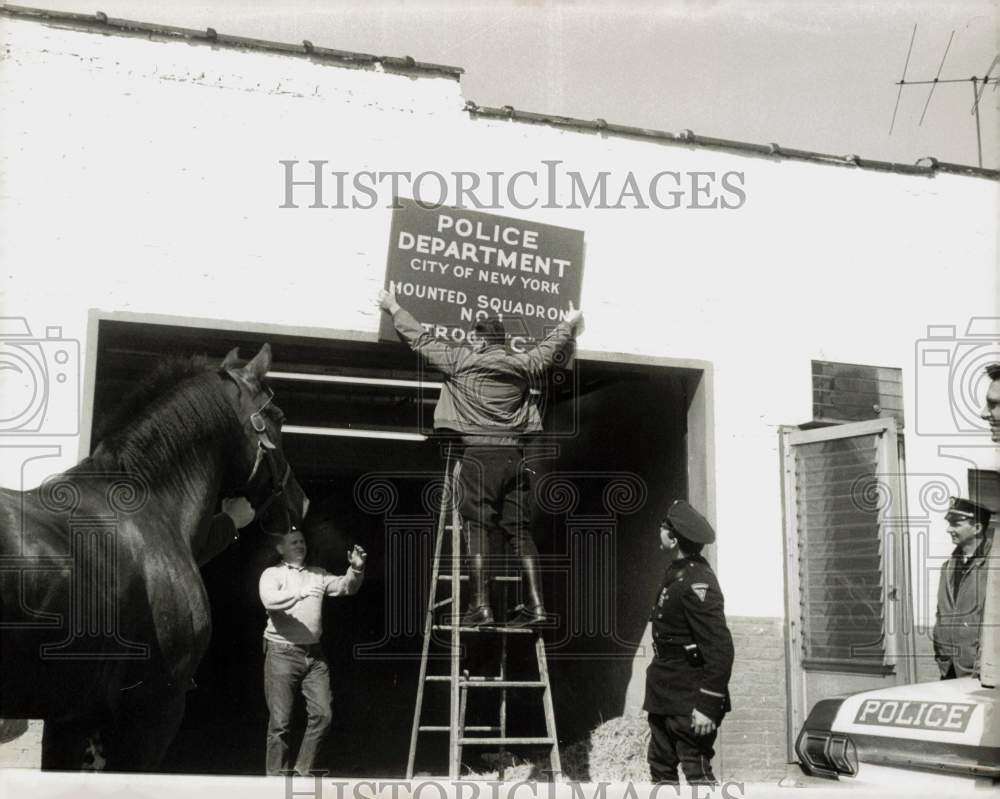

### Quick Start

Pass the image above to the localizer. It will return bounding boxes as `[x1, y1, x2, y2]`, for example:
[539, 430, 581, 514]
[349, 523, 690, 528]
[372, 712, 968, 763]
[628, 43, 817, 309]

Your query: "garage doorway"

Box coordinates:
[84, 310, 712, 776]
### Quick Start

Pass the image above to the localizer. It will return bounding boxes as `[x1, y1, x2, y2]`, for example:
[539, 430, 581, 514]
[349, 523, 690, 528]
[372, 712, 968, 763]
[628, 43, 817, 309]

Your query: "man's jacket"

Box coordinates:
[934, 533, 995, 677]
[644, 555, 735, 724]
[390, 307, 574, 435]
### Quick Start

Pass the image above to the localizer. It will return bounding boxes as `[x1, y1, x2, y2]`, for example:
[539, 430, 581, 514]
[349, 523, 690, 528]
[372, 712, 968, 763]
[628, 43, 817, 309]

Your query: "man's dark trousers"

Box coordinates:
[647, 713, 718, 785]
[457, 445, 536, 559]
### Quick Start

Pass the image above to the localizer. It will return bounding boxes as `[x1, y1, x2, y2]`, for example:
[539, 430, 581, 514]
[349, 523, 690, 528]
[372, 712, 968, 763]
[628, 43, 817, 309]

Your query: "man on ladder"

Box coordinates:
[377, 286, 583, 626]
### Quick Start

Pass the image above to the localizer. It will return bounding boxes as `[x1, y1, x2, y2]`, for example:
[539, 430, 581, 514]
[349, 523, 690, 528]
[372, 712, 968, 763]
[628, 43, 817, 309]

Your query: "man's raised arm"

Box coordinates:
[518, 301, 584, 376]
[377, 287, 462, 375]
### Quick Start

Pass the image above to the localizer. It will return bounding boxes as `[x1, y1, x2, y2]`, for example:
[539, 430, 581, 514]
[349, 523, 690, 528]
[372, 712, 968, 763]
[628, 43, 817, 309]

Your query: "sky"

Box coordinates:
[19, 0, 1000, 169]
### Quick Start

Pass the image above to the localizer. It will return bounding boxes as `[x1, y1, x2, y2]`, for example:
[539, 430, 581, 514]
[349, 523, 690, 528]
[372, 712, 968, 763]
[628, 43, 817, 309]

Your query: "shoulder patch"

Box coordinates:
[691, 582, 709, 602]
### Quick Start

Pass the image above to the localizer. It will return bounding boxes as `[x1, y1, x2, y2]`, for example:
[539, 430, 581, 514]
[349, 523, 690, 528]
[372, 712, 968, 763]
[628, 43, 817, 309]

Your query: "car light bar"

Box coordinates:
[795, 729, 859, 779]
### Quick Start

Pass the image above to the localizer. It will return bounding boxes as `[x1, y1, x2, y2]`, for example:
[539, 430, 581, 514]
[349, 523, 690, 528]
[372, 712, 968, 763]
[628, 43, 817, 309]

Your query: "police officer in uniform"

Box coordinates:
[644, 500, 734, 786]
[933, 496, 994, 679]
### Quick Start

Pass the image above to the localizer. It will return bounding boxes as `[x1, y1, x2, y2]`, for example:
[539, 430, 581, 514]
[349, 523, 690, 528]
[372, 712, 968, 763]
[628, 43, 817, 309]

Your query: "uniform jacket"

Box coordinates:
[933, 533, 994, 677]
[390, 308, 574, 436]
[644, 554, 735, 724]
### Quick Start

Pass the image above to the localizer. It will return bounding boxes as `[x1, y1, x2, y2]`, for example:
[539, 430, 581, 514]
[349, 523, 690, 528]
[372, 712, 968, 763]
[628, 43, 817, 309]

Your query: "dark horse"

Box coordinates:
[0, 344, 306, 770]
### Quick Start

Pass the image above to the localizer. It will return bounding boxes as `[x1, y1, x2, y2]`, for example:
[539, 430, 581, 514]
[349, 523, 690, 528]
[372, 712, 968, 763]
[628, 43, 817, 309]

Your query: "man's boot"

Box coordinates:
[508, 553, 547, 627]
[461, 554, 494, 626]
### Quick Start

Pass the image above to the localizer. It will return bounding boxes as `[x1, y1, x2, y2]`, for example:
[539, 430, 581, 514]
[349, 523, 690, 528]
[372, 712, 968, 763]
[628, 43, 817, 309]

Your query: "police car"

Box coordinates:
[796, 498, 999, 789]
[795, 675, 998, 789]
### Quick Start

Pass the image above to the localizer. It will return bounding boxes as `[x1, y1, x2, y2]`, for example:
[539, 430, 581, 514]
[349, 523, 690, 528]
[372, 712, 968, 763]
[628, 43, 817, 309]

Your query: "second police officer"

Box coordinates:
[644, 500, 735, 786]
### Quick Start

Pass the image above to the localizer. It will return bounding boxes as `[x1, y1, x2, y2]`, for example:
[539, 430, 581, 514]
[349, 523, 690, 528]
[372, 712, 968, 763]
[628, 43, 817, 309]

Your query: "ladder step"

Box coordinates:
[439, 575, 521, 583]
[433, 598, 453, 609]
[432, 624, 534, 635]
[463, 680, 546, 689]
[419, 725, 500, 733]
[460, 737, 555, 746]
[426, 675, 545, 687]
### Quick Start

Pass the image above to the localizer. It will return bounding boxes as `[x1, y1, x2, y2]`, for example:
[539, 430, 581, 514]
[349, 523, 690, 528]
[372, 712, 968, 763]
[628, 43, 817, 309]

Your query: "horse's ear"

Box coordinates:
[244, 343, 272, 382]
[220, 347, 240, 371]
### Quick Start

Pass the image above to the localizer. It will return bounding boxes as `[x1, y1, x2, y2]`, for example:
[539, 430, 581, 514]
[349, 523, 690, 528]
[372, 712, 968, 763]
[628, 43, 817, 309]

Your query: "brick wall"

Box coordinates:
[720, 616, 789, 782]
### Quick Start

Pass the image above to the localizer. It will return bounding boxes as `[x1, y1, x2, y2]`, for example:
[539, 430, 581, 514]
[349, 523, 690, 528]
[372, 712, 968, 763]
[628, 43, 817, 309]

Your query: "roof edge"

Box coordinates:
[3, 3, 996, 177]
[463, 102, 1000, 181]
[0, 3, 465, 80]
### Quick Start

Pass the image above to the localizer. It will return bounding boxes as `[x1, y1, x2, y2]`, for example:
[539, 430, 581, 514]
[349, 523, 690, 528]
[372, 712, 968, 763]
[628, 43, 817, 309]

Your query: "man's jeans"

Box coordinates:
[264, 639, 333, 775]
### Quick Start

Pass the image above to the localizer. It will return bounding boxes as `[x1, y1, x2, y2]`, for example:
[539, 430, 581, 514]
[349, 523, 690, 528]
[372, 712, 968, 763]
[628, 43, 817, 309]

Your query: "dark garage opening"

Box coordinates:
[90, 316, 701, 776]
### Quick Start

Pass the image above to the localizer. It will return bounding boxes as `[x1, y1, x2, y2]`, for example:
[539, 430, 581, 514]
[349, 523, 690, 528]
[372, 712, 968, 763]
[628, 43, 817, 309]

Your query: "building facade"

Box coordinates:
[1, 5, 998, 779]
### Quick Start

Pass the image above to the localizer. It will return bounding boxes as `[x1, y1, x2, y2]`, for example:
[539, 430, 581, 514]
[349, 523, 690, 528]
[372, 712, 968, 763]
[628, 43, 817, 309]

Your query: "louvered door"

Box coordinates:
[781, 418, 916, 755]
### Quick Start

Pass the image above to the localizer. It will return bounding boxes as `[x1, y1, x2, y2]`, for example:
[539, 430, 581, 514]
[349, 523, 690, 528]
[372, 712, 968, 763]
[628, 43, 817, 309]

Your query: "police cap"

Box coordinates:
[945, 496, 992, 525]
[662, 500, 716, 545]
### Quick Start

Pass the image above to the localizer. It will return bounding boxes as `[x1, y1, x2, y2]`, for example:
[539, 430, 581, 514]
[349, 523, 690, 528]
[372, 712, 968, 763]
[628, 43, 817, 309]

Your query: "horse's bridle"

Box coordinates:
[223, 369, 295, 531]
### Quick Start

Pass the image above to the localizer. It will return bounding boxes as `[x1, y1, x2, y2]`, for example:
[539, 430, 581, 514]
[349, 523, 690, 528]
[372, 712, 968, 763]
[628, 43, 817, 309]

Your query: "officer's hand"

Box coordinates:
[348, 545, 368, 571]
[298, 584, 325, 600]
[690, 709, 717, 737]
[565, 301, 584, 330]
[221, 497, 255, 529]
[377, 288, 400, 314]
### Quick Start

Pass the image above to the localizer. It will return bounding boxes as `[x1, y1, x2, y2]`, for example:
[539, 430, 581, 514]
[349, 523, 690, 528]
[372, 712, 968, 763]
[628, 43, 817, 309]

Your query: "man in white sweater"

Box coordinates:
[258, 527, 366, 776]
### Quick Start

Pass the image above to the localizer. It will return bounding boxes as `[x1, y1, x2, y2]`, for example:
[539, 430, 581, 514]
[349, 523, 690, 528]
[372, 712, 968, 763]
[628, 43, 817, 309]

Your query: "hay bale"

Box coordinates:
[561, 713, 650, 783]
[463, 714, 652, 783]
[468, 750, 549, 781]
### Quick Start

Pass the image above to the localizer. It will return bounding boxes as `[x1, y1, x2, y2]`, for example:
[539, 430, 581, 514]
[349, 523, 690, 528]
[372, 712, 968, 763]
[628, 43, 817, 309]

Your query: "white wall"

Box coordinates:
[2, 15, 998, 621]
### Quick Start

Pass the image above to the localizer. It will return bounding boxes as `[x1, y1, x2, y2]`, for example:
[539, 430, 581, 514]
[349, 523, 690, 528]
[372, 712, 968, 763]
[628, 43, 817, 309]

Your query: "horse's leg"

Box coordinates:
[106, 681, 187, 771]
[41, 721, 106, 771]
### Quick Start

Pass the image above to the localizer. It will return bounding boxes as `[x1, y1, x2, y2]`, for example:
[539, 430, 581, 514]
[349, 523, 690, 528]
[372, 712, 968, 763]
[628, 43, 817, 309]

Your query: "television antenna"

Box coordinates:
[889, 24, 999, 167]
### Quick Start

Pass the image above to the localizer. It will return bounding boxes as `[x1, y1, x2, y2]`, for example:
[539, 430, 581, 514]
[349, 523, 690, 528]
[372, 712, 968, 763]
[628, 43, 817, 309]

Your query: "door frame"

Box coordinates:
[780, 417, 917, 756]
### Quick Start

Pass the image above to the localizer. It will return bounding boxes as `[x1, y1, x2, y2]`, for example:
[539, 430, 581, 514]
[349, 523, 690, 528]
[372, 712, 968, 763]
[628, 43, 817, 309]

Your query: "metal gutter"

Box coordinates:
[463, 102, 1000, 181]
[3, 3, 996, 178]
[0, 3, 464, 80]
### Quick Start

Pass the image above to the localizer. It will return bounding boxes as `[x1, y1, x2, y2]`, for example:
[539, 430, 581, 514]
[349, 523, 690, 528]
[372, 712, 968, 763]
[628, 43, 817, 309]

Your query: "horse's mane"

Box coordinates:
[88, 356, 241, 490]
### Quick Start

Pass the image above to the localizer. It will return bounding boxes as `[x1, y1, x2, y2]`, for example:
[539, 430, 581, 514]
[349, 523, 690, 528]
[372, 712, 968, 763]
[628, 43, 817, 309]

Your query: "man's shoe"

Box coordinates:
[506, 604, 547, 627]
[460, 605, 495, 626]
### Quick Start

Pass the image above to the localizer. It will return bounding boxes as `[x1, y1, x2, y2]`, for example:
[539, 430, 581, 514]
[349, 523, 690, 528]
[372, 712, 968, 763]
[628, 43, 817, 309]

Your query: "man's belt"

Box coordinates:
[652, 639, 704, 666]
[265, 638, 324, 654]
[460, 434, 523, 447]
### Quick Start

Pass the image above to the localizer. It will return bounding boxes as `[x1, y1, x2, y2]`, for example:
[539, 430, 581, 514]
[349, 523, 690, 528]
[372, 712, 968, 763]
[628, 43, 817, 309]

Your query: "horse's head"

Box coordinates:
[219, 344, 308, 533]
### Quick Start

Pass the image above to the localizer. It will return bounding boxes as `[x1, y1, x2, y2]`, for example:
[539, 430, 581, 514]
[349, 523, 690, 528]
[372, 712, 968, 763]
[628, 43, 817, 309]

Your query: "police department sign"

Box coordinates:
[853, 699, 976, 732]
[379, 198, 584, 349]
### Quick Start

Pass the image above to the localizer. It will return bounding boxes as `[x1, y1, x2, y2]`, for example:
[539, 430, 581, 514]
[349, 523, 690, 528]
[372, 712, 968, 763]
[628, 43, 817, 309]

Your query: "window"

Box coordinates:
[812, 360, 903, 428]
[782, 419, 912, 675]
[794, 431, 886, 664]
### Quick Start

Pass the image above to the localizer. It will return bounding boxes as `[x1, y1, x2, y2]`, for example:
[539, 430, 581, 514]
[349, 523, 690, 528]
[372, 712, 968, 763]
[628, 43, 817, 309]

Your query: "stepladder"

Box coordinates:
[406, 447, 561, 781]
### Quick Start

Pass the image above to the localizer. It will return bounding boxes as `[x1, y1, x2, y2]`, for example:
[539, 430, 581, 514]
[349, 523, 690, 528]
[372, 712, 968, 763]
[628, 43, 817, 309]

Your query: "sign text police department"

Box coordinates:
[379, 198, 584, 350]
